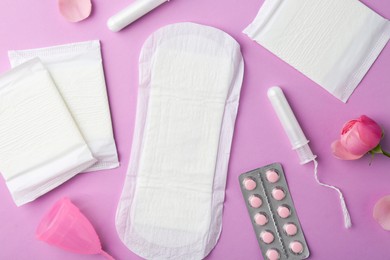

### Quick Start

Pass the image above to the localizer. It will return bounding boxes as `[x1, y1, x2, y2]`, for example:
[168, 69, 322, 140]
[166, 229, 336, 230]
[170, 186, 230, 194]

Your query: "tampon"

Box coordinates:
[267, 86, 352, 228]
[267, 86, 316, 164]
[107, 0, 169, 32]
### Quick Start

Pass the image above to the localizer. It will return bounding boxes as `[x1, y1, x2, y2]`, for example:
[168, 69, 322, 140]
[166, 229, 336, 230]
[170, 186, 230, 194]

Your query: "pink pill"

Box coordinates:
[243, 178, 256, 191]
[254, 213, 268, 226]
[249, 195, 262, 208]
[260, 231, 274, 244]
[289, 241, 304, 254]
[266, 170, 280, 183]
[272, 188, 286, 201]
[277, 205, 291, 218]
[283, 223, 298, 236]
[266, 249, 280, 260]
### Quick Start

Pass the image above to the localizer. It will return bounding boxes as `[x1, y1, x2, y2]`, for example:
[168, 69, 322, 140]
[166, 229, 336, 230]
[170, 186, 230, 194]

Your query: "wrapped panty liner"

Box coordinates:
[116, 23, 244, 259]
[0, 59, 96, 206]
[244, 0, 390, 102]
[9, 40, 119, 172]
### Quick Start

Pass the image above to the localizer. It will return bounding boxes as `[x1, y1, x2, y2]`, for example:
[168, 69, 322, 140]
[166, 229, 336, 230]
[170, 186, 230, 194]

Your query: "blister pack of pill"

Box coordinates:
[239, 163, 309, 260]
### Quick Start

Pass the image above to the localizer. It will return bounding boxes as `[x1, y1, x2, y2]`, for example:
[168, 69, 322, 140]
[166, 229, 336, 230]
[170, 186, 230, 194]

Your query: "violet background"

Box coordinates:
[0, 0, 390, 259]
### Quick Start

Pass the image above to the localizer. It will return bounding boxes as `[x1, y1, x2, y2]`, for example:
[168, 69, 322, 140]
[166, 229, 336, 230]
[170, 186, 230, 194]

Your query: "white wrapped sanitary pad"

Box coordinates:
[0, 59, 96, 206]
[8, 40, 119, 172]
[244, 0, 390, 102]
[115, 23, 244, 259]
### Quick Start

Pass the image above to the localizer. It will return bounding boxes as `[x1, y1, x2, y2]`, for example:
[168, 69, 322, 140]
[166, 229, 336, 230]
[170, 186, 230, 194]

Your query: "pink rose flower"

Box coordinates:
[331, 115, 389, 160]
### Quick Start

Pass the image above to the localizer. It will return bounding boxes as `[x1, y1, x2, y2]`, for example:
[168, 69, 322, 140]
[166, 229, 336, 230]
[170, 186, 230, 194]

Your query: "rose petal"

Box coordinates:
[340, 123, 371, 156]
[373, 195, 390, 231]
[59, 0, 92, 23]
[357, 115, 382, 149]
[341, 119, 358, 135]
[331, 140, 363, 160]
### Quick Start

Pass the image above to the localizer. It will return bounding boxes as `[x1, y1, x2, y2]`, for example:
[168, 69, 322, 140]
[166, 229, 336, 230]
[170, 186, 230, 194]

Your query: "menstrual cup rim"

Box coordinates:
[36, 197, 72, 240]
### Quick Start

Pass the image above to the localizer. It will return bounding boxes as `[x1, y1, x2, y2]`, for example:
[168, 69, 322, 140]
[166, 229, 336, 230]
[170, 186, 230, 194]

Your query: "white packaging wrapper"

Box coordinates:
[8, 40, 119, 172]
[0, 58, 96, 206]
[244, 0, 390, 102]
[115, 23, 244, 259]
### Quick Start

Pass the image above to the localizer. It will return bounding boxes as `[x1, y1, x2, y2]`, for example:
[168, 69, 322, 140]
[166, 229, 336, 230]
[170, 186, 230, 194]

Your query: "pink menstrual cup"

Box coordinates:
[36, 198, 114, 259]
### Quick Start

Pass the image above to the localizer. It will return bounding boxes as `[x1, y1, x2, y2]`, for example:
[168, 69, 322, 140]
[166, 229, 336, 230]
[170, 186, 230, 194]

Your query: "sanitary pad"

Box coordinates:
[115, 23, 244, 259]
[0, 59, 96, 206]
[8, 40, 119, 172]
[244, 0, 390, 102]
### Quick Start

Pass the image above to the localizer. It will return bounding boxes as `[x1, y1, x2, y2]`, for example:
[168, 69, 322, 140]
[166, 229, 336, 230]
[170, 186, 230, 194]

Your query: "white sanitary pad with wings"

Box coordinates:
[115, 22, 244, 259]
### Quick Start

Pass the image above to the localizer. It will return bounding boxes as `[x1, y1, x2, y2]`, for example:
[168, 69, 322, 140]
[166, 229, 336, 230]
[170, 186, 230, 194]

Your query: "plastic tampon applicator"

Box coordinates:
[267, 86, 316, 164]
[108, 0, 170, 32]
[267, 86, 352, 228]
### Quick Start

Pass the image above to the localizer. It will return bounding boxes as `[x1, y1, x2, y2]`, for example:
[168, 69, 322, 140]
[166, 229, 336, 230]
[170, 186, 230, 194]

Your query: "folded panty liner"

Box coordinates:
[8, 40, 118, 172]
[0, 59, 96, 206]
[244, 0, 390, 102]
[115, 23, 244, 259]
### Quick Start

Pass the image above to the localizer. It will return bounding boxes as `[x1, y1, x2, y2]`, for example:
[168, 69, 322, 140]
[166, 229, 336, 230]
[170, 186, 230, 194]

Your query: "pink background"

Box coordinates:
[1, 0, 390, 259]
